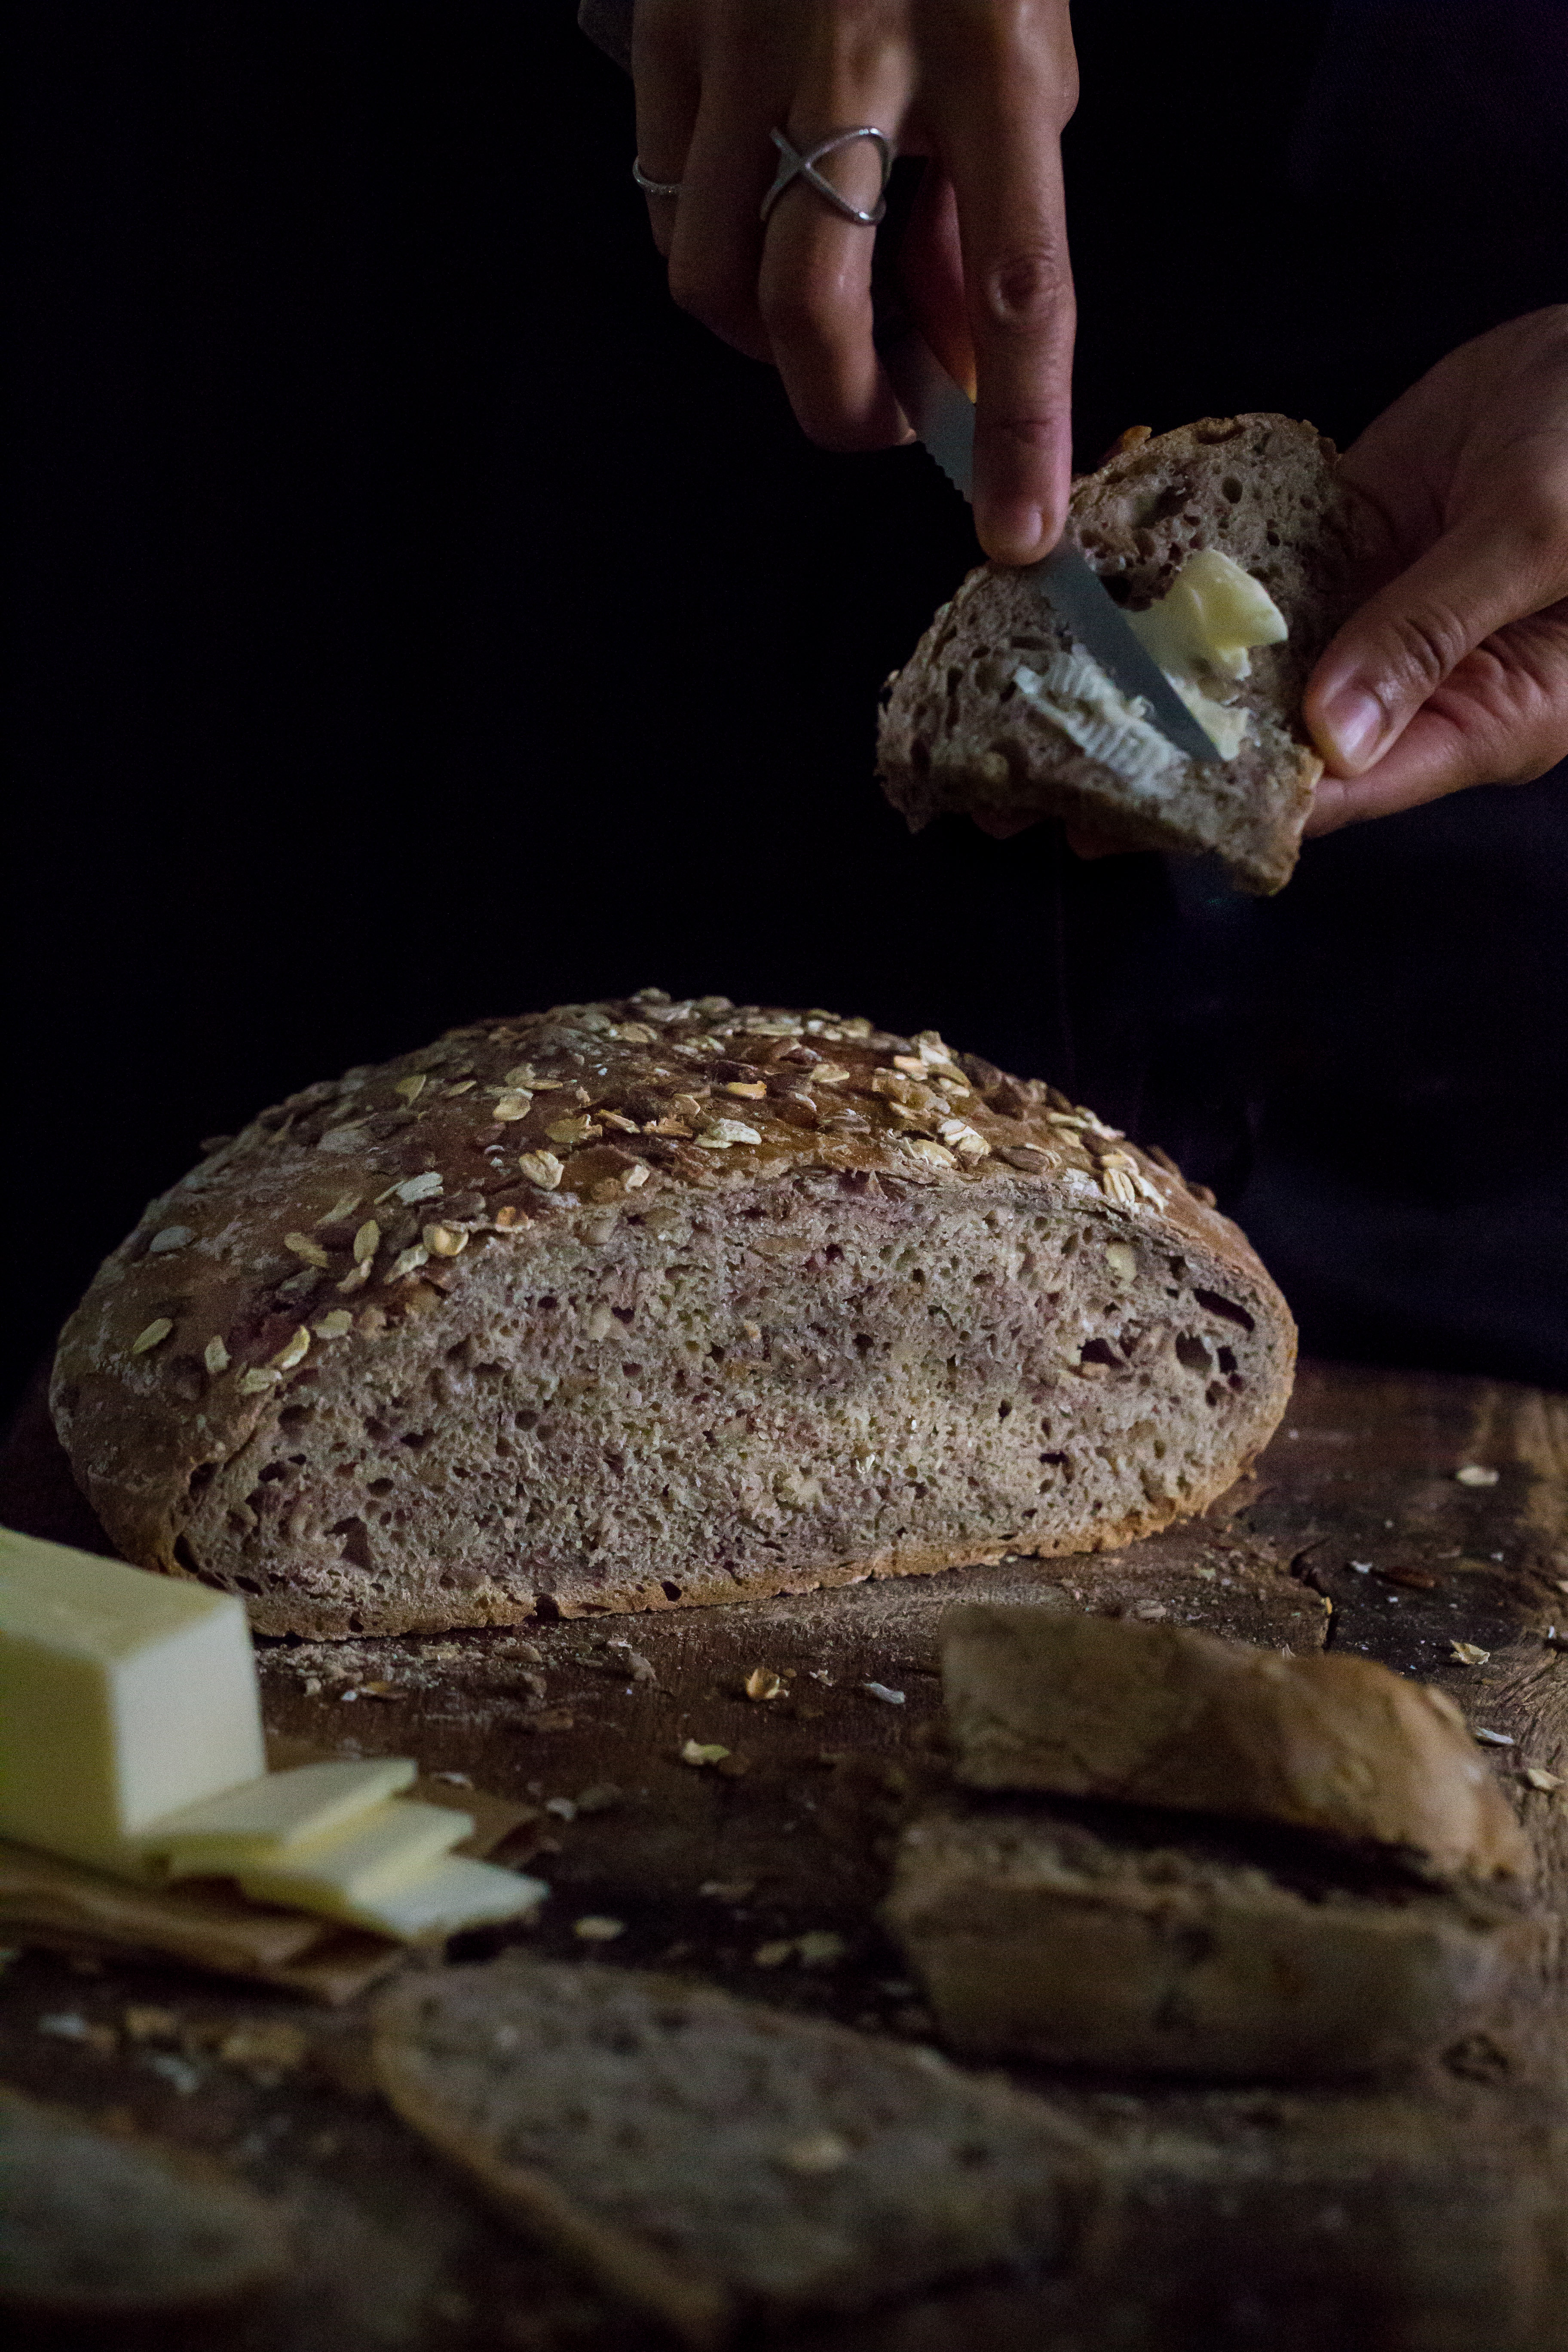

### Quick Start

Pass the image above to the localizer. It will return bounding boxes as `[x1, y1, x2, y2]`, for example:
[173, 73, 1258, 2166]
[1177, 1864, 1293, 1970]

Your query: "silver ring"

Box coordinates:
[633, 158, 682, 199]
[760, 126, 893, 228]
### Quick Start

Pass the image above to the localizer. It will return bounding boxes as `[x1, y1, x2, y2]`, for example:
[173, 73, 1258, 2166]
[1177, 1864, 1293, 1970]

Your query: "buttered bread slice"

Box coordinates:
[878, 415, 1368, 894]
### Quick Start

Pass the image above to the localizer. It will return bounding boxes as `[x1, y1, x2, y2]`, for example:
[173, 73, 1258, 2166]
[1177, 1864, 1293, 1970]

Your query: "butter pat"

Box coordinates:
[233, 1798, 471, 1912]
[1126, 550, 1287, 684]
[0, 1528, 264, 1876]
[1013, 654, 1184, 796]
[140, 1757, 417, 1872]
[311, 1855, 550, 1944]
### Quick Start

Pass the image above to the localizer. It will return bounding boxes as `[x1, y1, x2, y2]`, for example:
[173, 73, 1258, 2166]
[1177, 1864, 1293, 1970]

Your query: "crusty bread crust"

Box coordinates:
[50, 993, 1295, 1635]
[878, 415, 1368, 894]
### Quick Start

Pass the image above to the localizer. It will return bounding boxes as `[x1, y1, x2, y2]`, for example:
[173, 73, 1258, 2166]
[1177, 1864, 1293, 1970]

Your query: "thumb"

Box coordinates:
[1306, 505, 1568, 773]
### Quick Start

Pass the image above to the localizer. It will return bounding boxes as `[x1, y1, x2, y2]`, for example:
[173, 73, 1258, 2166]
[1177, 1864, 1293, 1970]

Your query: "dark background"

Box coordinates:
[9, 0, 1568, 1425]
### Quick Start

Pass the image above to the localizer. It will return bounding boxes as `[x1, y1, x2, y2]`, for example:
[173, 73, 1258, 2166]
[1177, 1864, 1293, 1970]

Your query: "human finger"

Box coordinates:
[923, 0, 1079, 564]
[1303, 604, 1568, 836]
[631, 1, 701, 260]
[665, 14, 796, 366]
[1305, 493, 1568, 775]
[757, 22, 917, 453]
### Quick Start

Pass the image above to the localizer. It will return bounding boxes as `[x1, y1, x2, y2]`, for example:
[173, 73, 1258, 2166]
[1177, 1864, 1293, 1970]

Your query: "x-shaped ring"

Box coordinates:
[760, 126, 894, 228]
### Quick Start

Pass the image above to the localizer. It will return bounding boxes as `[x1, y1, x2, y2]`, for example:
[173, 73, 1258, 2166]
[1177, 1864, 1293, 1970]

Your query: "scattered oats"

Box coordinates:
[317, 1122, 370, 1154]
[777, 2131, 852, 2175]
[493, 1091, 533, 1121]
[609, 1022, 657, 1044]
[1450, 1642, 1491, 1666]
[753, 1940, 796, 1969]
[1455, 1464, 1500, 1487]
[312, 1308, 353, 1339]
[389, 1244, 430, 1280]
[808, 1063, 851, 1086]
[722, 1080, 767, 1099]
[502, 1063, 537, 1087]
[444, 1078, 476, 1096]
[353, 1219, 381, 1264]
[1473, 1727, 1514, 1746]
[122, 2006, 181, 2044]
[129, 1318, 174, 1356]
[270, 1325, 311, 1372]
[699, 1878, 755, 1901]
[494, 1204, 524, 1228]
[545, 1797, 577, 1822]
[238, 1366, 280, 1395]
[891, 1055, 927, 1074]
[623, 1160, 650, 1189]
[598, 1110, 639, 1133]
[518, 1150, 564, 1190]
[301, 1678, 322, 1697]
[863, 1681, 906, 1705]
[336, 1260, 372, 1294]
[148, 1225, 194, 1254]
[1524, 1766, 1565, 1791]
[697, 1119, 762, 1148]
[546, 1115, 600, 1147]
[904, 1138, 957, 1169]
[1102, 1167, 1140, 1207]
[422, 1222, 469, 1258]
[744, 1667, 786, 1702]
[575, 1782, 622, 1813]
[321, 1191, 362, 1223]
[393, 1073, 428, 1102]
[284, 1231, 331, 1269]
[219, 2021, 309, 2075]
[680, 1740, 730, 1767]
[203, 1335, 230, 1376]
[796, 1931, 848, 1966]
[573, 1915, 626, 1942]
[357, 1680, 401, 1700]
[393, 1171, 444, 1205]
[1350, 1561, 1373, 1575]
[144, 2052, 203, 2096]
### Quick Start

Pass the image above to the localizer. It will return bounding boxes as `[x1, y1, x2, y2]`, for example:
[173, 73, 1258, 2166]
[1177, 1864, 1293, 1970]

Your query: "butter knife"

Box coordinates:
[874, 315, 1222, 764]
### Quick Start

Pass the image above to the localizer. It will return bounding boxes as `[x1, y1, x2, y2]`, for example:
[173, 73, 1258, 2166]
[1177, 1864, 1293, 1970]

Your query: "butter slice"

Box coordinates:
[0, 1528, 264, 1877]
[1126, 550, 1287, 684]
[141, 1758, 417, 1873]
[311, 1856, 549, 1944]
[233, 1799, 472, 1916]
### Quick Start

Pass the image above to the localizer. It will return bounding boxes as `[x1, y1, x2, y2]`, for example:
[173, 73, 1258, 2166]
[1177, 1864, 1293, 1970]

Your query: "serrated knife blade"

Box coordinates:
[875, 322, 1222, 763]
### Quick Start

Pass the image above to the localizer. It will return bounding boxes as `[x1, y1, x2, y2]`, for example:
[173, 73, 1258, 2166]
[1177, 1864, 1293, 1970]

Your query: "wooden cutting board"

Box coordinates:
[3, 1356, 1567, 2349]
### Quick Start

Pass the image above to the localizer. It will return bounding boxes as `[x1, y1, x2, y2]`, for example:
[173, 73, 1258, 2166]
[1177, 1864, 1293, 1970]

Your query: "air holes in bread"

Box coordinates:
[1193, 1288, 1256, 1332]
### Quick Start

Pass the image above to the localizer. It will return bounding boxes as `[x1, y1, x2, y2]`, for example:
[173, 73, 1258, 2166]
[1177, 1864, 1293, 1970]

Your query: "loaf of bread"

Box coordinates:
[878, 416, 1366, 894]
[885, 1805, 1528, 2079]
[50, 993, 1294, 1635]
[0, 2083, 289, 2315]
[943, 1606, 1529, 1879]
[373, 1954, 1092, 2346]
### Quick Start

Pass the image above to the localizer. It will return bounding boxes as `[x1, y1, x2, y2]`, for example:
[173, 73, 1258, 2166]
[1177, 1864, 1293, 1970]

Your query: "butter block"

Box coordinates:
[140, 1757, 417, 1872]
[313, 1856, 549, 1943]
[0, 1528, 264, 1876]
[233, 1799, 472, 1913]
[1127, 549, 1288, 684]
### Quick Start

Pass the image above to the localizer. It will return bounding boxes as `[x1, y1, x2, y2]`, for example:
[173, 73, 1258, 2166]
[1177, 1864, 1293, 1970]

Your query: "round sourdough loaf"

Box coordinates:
[50, 993, 1295, 1634]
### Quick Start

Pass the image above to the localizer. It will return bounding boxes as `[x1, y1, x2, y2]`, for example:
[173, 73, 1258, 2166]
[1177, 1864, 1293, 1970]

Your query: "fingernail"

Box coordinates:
[983, 505, 1046, 566]
[1320, 684, 1385, 769]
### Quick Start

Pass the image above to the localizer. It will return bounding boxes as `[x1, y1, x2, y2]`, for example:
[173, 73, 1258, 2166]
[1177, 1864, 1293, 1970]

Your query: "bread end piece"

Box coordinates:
[941, 1607, 1530, 1880]
[879, 415, 1364, 895]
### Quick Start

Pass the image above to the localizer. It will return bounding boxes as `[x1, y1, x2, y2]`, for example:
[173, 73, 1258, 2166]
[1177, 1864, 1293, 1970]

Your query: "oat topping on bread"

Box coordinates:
[51, 993, 1295, 1634]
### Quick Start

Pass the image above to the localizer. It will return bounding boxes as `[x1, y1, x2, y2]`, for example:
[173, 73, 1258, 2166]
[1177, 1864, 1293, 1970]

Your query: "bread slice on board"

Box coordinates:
[372, 1954, 1095, 2347]
[0, 2083, 289, 2315]
[885, 1804, 1530, 2079]
[51, 993, 1295, 1635]
[942, 1606, 1529, 1880]
[878, 415, 1366, 893]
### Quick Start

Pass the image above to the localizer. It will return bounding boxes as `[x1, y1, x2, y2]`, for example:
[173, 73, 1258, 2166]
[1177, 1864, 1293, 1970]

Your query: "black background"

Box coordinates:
[9, 1, 1568, 1422]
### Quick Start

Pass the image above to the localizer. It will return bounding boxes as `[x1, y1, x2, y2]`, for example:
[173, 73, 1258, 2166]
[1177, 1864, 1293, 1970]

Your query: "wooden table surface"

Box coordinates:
[4, 1356, 1568, 2350]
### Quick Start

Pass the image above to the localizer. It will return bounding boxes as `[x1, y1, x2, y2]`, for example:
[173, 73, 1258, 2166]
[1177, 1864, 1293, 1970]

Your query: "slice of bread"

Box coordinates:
[942, 1606, 1529, 1880]
[0, 2083, 289, 2314]
[373, 1954, 1094, 2347]
[885, 1804, 1529, 2079]
[878, 416, 1366, 894]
